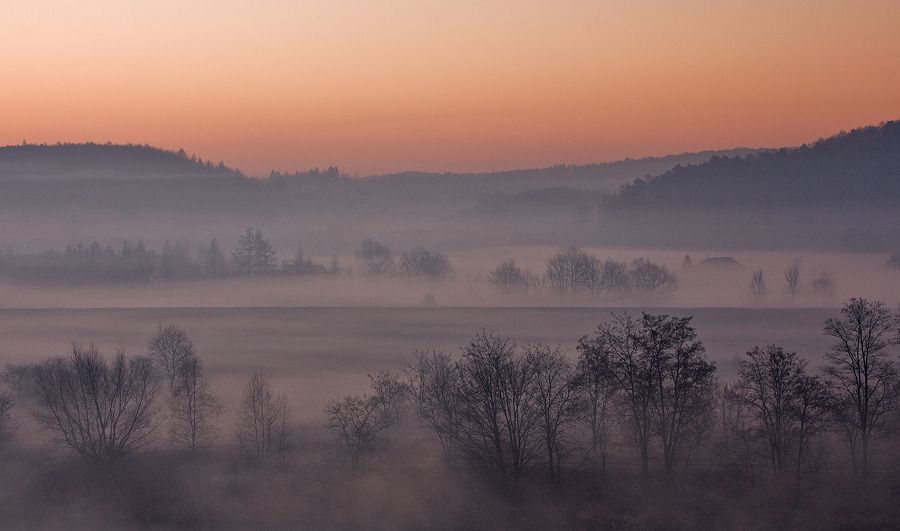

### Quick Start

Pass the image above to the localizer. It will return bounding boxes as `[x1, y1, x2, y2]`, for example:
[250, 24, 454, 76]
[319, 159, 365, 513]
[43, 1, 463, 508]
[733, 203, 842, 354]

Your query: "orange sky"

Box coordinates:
[2, 0, 899, 175]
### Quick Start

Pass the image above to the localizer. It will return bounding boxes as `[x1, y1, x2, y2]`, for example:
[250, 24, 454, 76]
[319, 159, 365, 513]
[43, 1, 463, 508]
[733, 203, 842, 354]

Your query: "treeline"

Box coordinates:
[487, 247, 676, 297]
[2, 298, 898, 482]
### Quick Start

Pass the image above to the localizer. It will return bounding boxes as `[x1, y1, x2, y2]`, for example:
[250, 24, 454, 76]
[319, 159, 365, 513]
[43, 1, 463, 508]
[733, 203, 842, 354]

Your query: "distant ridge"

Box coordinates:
[0, 143, 243, 182]
[613, 120, 900, 208]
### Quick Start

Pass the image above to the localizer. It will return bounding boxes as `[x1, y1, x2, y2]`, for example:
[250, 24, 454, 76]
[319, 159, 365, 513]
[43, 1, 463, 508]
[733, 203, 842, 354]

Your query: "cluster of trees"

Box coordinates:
[748, 261, 836, 301]
[488, 248, 676, 297]
[355, 239, 452, 278]
[3, 298, 899, 487]
[326, 298, 900, 480]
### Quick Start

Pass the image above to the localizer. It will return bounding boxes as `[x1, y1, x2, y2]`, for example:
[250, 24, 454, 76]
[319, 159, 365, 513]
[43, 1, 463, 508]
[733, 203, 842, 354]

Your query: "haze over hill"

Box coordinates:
[0, 120, 898, 252]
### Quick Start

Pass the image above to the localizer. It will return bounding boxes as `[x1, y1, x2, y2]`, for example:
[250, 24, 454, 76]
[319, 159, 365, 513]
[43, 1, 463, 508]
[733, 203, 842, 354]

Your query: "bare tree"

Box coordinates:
[811, 270, 836, 296]
[406, 350, 461, 463]
[33, 345, 159, 466]
[455, 332, 539, 475]
[237, 372, 289, 460]
[326, 394, 389, 468]
[545, 247, 597, 296]
[750, 269, 767, 301]
[148, 323, 196, 391]
[356, 239, 394, 275]
[596, 259, 630, 294]
[170, 356, 220, 450]
[587, 314, 653, 476]
[736, 345, 806, 475]
[793, 374, 830, 477]
[369, 370, 411, 426]
[488, 260, 530, 291]
[526, 344, 580, 479]
[575, 335, 618, 472]
[823, 298, 899, 474]
[628, 258, 677, 294]
[784, 259, 801, 297]
[641, 314, 716, 473]
[399, 247, 452, 278]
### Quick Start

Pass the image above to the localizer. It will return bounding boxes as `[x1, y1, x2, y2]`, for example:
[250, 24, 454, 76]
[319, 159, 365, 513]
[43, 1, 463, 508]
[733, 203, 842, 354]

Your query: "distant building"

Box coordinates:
[697, 256, 743, 269]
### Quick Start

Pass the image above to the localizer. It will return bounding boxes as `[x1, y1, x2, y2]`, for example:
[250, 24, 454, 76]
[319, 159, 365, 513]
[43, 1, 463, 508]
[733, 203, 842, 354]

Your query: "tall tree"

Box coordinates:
[823, 298, 899, 474]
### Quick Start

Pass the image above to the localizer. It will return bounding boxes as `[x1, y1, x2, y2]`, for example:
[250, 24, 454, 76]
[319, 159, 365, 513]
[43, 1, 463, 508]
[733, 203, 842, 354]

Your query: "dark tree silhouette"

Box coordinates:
[326, 394, 389, 468]
[356, 239, 394, 275]
[237, 373, 289, 459]
[33, 345, 159, 466]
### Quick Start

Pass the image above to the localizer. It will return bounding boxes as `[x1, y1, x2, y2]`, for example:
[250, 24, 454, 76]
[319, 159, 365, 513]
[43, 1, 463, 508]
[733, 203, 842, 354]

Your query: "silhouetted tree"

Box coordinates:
[823, 298, 899, 474]
[527, 344, 580, 478]
[546, 247, 597, 295]
[628, 258, 677, 294]
[575, 336, 618, 472]
[233, 228, 277, 277]
[784, 259, 801, 297]
[399, 247, 452, 277]
[406, 350, 461, 463]
[356, 239, 394, 275]
[148, 323, 196, 391]
[488, 260, 529, 291]
[237, 373, 289, 459]
[33, 345, 159, 466]
[326, 394, 389, 468]
[750, 269, 767, 301]
[170, 356, 220, 450]
[369, 370, 411, 426]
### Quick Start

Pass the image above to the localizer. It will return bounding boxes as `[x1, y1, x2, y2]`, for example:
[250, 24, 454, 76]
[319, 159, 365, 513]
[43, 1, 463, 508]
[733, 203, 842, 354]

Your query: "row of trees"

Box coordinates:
[488, 248, 677, 297]
[355, 239, 452, 278]
[748, 261, 836, 301]
[4, 298, 898, 481]
[327, 298, 900, 479]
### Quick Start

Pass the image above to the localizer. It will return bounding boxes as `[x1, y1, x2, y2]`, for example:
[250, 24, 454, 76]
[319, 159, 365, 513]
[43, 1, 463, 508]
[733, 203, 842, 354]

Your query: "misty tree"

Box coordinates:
[148, 323, 196, 391]
[455, 332, 539, 475]
[596, 259, 630, 294]
[628, 258, 677, 294]
[232, 227, 278, 277]
[575, 334, 619, 472]
[369, 370, 411, 426]
[329, 254, 341, 275]
[750, 269, 767, 300]
[33, 345, 159, 466]
[406, 350, 461, 463]
[0, 391, 14, 445]
[326, 394, 390, 468]
[488, 260, 530, 291]
[736, 345, 828, 476]
[811, 270, 836, 296]
[170, 356, 220, 450]
[399, 247, 452, 278]
[201, 238, 227, 277]
[545, 247, 597, 296]
[641, 314, 716, 473]
[526, 344, 580, 479]
[715, 383, 758, 480]
[784, 259, 801, 297]
[356, 239, 394, 275]
[823, 298, 899, 474]
[237, 372, 289, 460]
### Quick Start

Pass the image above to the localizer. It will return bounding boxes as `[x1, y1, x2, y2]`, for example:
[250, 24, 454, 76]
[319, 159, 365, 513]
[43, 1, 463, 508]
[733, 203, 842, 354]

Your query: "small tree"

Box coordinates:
[488, 260, 530, 291]
[546, 247, 597, 296]
[628, 258, 677, 294]
[356, 239, 394, 275]
[750, 269, 767, 301]
[784, 259, 801, 298]
[233, 228, 277, 277]
[369, 370, 411, 426]
[326, 394, 390, 468]
[202, 238, 227, 277]
[399, 247, 452, 278]
[527, 344, 580, 479]
[33, 345, 159, 466]
[237, 373, 289, 460]
[406, 350, 461, 463]
[148, 323, 196, 391]
[170, 357, 220, 450]
[575, 335, 619, 472]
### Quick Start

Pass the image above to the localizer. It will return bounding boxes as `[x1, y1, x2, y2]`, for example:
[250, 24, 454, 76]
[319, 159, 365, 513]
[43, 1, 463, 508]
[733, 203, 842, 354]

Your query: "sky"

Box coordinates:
[2, 0, 900, 176]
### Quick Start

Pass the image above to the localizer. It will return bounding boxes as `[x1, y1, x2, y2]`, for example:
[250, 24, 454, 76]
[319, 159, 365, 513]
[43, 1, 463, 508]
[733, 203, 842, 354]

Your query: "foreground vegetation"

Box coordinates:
[1, 298, 900, 529]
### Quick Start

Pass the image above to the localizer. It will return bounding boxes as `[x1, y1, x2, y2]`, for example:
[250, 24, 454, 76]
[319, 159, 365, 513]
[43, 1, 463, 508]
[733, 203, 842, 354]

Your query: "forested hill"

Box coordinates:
[0, 143, 244, 182]
[613, 120, 900, 209]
